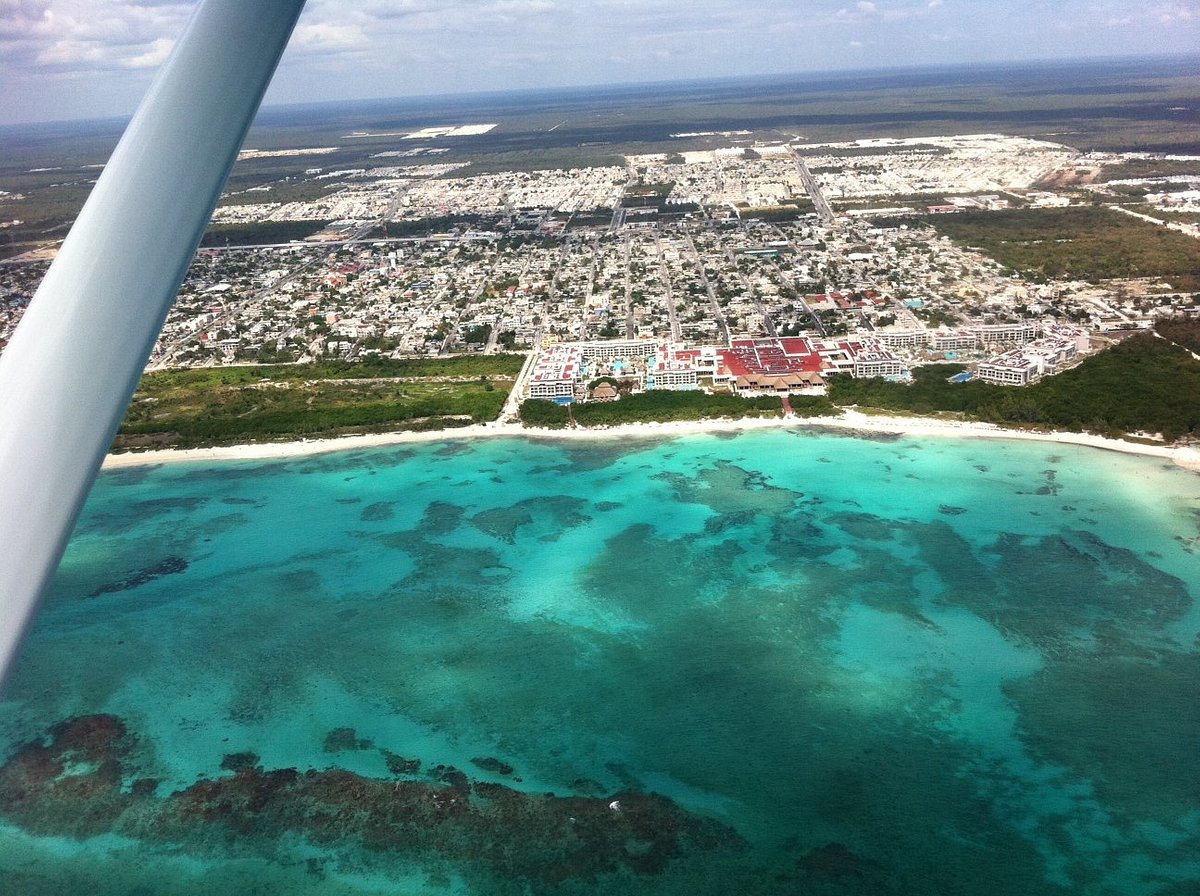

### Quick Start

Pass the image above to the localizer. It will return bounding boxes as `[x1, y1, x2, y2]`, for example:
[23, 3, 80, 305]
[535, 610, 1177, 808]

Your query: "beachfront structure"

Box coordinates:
[976, 321, 1039, 345]
[722, 337, 828, 393]
[929, 328, 980, 352]
[579, 339, 658, 360]
[874, 329, 928, 349]
[976, 326, 1085, 386]
[875, 322, 1048, 355]
[528, 344, 582, 400]
[646, 343, 701, 391]
[525, 322, 1075, 401]
[848, 338, 905, 379]
[647, 364, 699, 390]
[977, 351, 1040, 385]
[1043, 323, 1093, 355]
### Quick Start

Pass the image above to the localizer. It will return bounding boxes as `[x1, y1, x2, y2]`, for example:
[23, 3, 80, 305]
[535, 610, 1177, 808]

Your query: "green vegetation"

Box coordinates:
[828, 334, 1200, 441]
[200, 220, 332, 247]
[516, 399, 573, 428]
[622, 182, 676, 209]
[519, 391, 836, 429]
[115, 355, 525, 449]
[1156, 315, 1200, 355]
[454, 149, 626, 176]
[739, 200, 816, 221]
[139, 355, 524, 390]
[1096, 159, 1200, 183]
[461, 324, 492, 344]
[1149, 209, 1200, 226]
[926, 207, 1200, 289]
[219, 177, 347, 208]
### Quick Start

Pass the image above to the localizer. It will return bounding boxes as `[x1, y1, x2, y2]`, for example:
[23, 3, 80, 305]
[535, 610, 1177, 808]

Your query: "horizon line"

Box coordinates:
[3, 49, 1198, 132]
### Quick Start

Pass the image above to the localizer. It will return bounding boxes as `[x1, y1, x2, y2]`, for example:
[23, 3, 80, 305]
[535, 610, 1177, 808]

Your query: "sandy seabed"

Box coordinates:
[102, 411, 1200, 474]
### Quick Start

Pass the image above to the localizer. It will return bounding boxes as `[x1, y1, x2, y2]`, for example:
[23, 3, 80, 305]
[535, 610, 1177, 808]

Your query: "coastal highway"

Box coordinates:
[791, 150, 836, 226]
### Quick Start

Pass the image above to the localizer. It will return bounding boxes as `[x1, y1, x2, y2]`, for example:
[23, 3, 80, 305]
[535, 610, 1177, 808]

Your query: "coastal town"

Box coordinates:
[2, 132, 1198, 411]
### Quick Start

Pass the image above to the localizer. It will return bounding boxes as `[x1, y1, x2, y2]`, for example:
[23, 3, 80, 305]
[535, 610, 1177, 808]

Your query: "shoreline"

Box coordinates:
[101, 412, 1200, 474]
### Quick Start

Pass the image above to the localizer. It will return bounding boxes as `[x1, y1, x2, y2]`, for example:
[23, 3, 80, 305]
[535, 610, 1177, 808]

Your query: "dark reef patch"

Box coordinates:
[87, 556, 188, 598]
[470, 756, 515, 776]
[323, 727, 373, 753]
[381, 750, 421, 776]
[359, 501, 397, 523]
[419, 501, 467, 536]
[828, 512, 902, 542]
[981, 529, 1192, 644]
[102, 465, 160, 487]
[703, 510, 760, 537]
[656, 461, 800, 517]
[471, 495, 592, 543]
[0, 715, 745, 887]
[397, 541, 512, 591]
[470, 506, 534, 544]
[531, 437, 668, 474]
[1006, 650, 1200, 824]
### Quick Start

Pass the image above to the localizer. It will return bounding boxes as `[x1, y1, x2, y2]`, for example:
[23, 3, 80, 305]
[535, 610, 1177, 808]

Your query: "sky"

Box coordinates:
[1, 0, 1198, 125]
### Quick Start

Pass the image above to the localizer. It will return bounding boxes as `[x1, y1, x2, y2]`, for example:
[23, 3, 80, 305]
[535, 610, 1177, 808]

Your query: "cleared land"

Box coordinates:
[116, 356, 524, 449]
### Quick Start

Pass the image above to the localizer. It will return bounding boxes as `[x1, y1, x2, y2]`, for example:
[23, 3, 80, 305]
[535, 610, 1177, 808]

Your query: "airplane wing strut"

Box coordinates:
[0, 0, 308, 686]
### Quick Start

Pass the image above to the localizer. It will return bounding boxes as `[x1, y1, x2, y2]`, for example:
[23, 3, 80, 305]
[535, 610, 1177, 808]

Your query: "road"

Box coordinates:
[683, 231, 730, 345]
[764, 223, 827, 336]
[576, 235, 601, 340]
[1109, 204, 1200, 241]
[723, 238, 778, 339]
[655, 234, 682, 342]
[500, 348, 538, 421]
[791, 149, 836, 226]
[622, 235, 636, 339]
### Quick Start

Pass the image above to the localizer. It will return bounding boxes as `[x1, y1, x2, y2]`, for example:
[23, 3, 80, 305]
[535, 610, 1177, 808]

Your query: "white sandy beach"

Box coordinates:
[101, 412, 1200, 474]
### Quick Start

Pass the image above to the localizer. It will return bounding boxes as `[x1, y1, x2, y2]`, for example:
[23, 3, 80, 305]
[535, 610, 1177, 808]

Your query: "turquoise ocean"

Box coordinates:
[1, 428, 1198, 895]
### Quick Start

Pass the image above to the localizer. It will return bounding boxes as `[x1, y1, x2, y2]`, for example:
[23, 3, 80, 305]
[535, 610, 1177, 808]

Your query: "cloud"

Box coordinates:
[1153, 2, 1195, 22]
[3, 0, 1199, 125]
[123, 35, 172, 68]
[2, 0, 191, 71]
[291, 21, 369, 54]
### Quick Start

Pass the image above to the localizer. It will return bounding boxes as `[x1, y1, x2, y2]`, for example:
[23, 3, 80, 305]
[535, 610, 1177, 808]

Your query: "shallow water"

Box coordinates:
[1, 430, 1198, 895]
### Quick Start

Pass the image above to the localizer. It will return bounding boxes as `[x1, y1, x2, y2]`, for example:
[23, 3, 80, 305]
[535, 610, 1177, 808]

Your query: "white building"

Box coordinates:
[875, 328, 929, 349]
[581, 339, 658, 360]
[977, 351, 1039, 385]
[977, 326, 1084, 386]
[974, 322, 1039, 345]
[929, 328, 980, 352]
[527, 344, 583, 399]
[849, 338, 904, 378]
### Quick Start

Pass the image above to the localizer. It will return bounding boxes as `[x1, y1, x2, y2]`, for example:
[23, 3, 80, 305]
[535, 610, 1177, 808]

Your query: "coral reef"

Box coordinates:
[0, 715, 745, 886]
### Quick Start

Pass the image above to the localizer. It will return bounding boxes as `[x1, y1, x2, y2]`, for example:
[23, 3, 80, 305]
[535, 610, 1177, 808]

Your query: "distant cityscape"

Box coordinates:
[3, 131, 1198, 408]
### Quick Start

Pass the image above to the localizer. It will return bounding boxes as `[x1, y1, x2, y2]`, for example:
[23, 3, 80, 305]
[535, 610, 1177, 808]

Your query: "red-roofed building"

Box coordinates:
[719, 337, 827, 393]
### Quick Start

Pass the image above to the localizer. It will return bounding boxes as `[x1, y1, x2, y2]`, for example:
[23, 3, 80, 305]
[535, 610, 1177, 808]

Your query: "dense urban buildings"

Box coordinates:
[2, 133, 1196, 402]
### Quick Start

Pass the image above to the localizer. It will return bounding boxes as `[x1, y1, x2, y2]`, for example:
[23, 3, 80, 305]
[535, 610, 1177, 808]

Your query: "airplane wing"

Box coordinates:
[0, 0, 308, 686]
